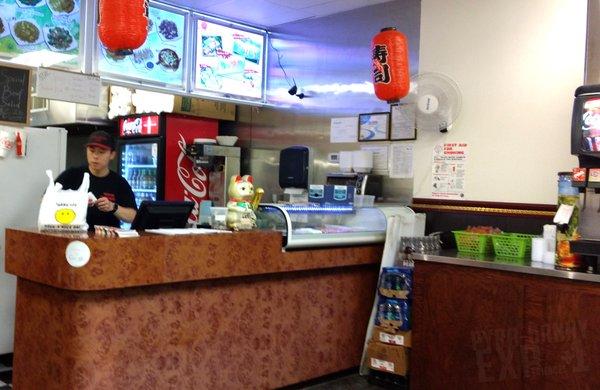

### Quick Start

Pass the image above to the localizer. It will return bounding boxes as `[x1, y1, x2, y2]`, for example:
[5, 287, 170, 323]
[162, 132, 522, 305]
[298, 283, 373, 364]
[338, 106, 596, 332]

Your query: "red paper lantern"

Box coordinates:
[98, 0, 148, 53]
[372, 27, 410, 103]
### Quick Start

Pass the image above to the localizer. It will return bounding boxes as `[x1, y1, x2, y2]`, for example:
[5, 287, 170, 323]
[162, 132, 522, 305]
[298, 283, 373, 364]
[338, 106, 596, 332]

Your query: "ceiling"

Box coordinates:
[166, 0, 395, 28]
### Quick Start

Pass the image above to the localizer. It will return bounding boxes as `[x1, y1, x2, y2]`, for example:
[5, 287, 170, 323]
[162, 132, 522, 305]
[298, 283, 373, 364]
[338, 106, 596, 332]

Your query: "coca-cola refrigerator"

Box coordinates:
[118, 113, 219, 223]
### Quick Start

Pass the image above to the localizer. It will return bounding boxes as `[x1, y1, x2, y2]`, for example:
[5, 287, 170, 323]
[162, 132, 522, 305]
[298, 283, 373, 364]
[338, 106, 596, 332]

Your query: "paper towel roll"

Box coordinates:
[339, 151, 353, 173]
[531, 237, 545, 262]
[352, 150, 373, 173]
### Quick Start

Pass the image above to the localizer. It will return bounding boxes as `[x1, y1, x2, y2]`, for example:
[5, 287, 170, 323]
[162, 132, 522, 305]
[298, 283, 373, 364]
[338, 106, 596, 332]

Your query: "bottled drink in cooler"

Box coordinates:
[142, 170, 148, 190]
[130, 170, 137, 189]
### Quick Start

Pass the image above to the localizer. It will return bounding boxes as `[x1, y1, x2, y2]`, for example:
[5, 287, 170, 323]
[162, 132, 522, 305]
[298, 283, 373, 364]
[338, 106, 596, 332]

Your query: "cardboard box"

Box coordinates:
[366, 341, 409, 376]
[172, 95, 236, 121]
[372, 326, 412, 348]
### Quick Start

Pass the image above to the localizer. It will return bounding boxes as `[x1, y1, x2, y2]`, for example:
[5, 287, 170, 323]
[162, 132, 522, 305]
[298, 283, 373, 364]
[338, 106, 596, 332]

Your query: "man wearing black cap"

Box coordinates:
[56, 130, 137, 229]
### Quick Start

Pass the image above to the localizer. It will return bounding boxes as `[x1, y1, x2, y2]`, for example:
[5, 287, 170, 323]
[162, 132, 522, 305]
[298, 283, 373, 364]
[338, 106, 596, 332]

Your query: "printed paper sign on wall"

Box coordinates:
[431, 143, 468, 199]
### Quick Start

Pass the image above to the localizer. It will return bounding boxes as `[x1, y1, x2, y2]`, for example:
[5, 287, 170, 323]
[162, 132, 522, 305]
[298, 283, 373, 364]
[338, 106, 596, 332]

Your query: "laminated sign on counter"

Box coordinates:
[38, 170, 89, 233]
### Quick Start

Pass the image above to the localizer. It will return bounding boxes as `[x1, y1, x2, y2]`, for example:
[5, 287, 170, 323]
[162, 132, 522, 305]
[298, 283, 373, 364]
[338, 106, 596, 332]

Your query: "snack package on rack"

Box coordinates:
[378, 267, 413, 299]
[376, 298, 410, 332]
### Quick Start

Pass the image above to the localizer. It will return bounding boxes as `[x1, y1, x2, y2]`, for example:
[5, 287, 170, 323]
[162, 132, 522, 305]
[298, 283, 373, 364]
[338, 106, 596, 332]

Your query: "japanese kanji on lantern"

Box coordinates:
[98, 0, 149, 54]
[372, 27, 410, 103]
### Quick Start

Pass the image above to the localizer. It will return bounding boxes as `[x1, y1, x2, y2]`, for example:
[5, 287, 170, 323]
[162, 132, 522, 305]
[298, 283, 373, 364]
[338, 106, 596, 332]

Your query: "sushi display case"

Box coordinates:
[255, 204, 387, 249]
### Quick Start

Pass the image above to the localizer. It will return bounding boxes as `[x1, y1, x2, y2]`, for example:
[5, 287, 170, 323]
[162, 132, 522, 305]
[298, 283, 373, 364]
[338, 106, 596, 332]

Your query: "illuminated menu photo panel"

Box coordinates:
[194, 19, 265, 99]
[0, 0, 81, 68]
[98, 3, 187, 88]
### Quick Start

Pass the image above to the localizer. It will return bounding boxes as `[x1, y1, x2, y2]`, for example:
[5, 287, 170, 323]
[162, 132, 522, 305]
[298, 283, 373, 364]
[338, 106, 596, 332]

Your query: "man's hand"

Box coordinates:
[96, 197, 116, 213]
[88, 192, 97, 207]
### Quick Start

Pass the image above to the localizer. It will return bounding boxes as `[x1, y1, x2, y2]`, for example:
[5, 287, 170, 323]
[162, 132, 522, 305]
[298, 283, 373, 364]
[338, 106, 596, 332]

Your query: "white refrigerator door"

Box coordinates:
[0, 127, 67, 354]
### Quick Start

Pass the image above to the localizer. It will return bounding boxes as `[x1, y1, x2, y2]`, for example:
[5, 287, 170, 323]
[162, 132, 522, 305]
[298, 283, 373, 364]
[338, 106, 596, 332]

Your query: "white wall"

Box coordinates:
[414, 0, 587, 204]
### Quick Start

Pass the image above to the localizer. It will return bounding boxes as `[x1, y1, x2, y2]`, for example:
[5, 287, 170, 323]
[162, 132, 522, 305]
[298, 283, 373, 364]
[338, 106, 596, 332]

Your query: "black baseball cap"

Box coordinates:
[86, 130, 115, 151]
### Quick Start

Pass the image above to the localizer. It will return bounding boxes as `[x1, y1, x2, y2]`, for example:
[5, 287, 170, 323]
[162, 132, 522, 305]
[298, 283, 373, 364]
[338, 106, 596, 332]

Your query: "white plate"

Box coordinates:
[47, 0, 79, 17]
[156, 48, 181, 72]
[15, 0, 46, 9]
[43, 26, 77, 52]
[9, 19, 44, 46]
[156, 19, 182, 42]
[0, 17, 10, 40]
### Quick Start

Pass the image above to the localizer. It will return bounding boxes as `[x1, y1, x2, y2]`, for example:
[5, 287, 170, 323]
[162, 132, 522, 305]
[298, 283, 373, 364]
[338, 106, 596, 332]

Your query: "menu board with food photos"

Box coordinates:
[98, 5, 186, 87]
[195, 19, 265, 99]
[0, 0, 80, 67]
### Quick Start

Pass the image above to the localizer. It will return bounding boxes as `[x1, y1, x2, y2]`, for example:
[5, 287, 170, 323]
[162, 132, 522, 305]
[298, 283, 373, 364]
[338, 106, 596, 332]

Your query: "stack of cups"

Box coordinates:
[531, 237, 545, 262]
[542, 224, 557, 265]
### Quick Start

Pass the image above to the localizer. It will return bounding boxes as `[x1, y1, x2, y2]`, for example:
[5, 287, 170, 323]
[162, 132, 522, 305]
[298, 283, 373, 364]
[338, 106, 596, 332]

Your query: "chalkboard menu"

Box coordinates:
[0, 63, 31, 125]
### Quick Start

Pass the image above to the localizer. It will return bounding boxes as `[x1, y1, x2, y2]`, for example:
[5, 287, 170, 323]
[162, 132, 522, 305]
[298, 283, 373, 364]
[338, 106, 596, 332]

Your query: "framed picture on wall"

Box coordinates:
[390, 103, 417, 141]
[358, 112, 389, 142]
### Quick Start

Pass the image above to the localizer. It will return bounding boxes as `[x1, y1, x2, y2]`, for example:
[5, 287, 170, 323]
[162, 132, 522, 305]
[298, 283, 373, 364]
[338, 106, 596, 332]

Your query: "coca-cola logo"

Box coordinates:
[176, 134, 208, 222]
[121, 118, 142, 135]
[0, 137, 14, 150]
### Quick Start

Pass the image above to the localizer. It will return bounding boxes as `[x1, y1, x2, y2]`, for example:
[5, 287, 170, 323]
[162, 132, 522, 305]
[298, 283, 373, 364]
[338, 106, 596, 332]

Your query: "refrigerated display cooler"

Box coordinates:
[118, 113, 218, 223]
[255, 204, 389, 249]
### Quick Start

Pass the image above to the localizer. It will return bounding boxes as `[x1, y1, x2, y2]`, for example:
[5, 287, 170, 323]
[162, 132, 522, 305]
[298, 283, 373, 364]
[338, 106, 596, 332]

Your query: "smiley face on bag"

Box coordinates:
[55, 208, 76, 224]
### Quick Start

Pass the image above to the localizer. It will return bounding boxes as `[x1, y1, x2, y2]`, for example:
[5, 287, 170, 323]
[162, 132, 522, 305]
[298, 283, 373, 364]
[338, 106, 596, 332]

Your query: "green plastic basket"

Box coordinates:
[491, 233, 536, 258]
[452, 231, 494, 254]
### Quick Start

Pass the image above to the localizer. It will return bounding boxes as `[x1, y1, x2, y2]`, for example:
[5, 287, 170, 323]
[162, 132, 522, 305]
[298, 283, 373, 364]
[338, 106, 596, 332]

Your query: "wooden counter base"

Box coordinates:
[412, 261, 600, 389]
[6, 230, 382, 389]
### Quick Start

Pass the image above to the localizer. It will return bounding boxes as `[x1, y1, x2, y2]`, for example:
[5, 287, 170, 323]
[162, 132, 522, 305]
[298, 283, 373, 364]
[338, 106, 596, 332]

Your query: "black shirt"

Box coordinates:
[55, 166, 137, 229]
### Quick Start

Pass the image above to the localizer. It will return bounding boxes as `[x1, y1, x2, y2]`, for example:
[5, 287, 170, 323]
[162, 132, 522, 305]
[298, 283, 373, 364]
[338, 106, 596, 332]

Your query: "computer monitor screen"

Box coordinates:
[131, 201, 194, 230]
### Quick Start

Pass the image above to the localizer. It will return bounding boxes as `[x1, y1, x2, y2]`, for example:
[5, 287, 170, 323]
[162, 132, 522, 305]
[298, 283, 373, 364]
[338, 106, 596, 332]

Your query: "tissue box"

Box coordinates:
[308, 184, 355, 206]
[308, 184, 325, 204]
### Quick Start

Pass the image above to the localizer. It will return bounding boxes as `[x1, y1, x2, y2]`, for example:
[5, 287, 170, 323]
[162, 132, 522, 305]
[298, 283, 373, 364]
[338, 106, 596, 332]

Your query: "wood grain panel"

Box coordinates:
[412, 260, 600, 389]
[412, 262, 525, 390]
[5, 229, 382, 291]
[13, 266, 379, 389]
[523, 281, 600, 389]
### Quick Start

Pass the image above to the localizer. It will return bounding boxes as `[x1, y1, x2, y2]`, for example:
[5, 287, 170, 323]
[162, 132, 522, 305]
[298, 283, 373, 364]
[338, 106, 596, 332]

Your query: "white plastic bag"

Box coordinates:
[38, 170, 90, 232]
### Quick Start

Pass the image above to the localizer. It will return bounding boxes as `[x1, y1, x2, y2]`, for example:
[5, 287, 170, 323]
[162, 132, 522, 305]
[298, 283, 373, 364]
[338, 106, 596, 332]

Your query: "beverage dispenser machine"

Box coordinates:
[569, 84, 600, 264]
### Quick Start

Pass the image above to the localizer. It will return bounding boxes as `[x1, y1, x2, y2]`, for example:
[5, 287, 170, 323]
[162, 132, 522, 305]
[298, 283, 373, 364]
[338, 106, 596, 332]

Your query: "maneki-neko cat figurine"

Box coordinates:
[226, 175, 264, 231]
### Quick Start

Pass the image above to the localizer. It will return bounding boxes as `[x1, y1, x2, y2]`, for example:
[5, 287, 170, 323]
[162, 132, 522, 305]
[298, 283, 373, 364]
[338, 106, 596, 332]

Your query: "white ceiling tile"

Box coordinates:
[170, 0, 228, 10]
[265, 0, 337, 9]
[204, 0, 315, 27]
[304, 0, 393, 18]
[161, 0, 395, 27]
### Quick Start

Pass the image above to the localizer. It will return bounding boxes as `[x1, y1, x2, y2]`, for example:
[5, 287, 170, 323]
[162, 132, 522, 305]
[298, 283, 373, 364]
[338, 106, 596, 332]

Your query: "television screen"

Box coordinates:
[581, 97, 600, 152]
[98, 4, 186, 87]
[194, 19, 265, 99]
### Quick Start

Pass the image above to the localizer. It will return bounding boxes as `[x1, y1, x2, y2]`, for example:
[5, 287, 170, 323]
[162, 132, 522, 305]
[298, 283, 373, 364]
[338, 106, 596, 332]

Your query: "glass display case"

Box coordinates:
[256, 204, 388, 249]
